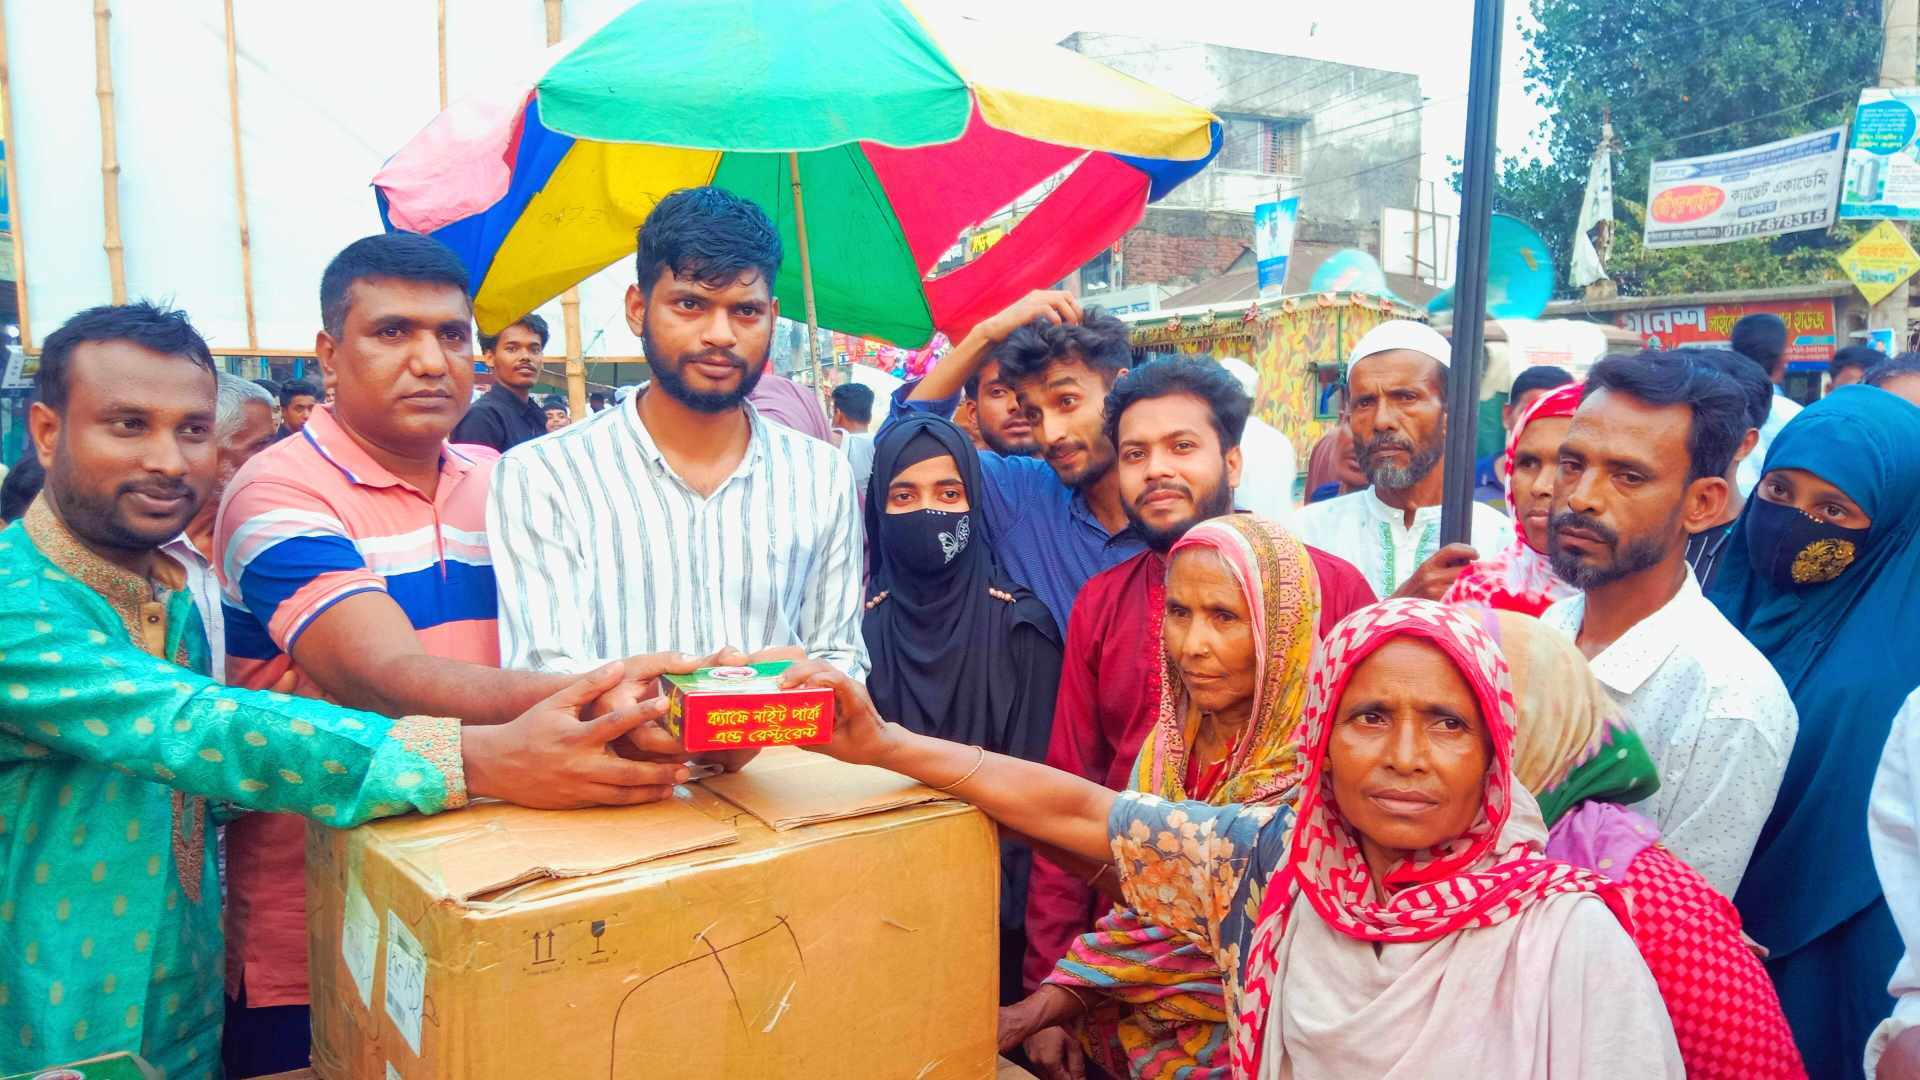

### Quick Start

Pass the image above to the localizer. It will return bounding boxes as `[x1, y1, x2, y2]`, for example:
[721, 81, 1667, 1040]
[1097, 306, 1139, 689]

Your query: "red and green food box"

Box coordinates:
[663, 661, 834, 752]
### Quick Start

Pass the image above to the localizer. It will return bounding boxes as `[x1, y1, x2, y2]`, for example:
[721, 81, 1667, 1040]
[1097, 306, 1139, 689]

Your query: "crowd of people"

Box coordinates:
[4, 178, 1920, 1080]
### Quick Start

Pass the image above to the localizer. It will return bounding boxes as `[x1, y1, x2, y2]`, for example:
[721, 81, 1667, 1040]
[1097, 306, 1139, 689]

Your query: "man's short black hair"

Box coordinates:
[1681, 349, 1772, 432]
[1510, 364, 1574, 402]
[830, 382, 874, 425]
[1729, 313, 1788, 377]
[1833, 344, 1882, 377]
[1102, 356, 1251, 449]
[997, 308, 1132, 387]
[635, 187, 783, 296]
[1867, 351, 1920, 387]
[480, 313, 550, 354]
[1585, 350, 1748, 483]
[252, 377, 281, 398]
[589, 391, 609, 405]
[541, 395, 569, 412]
[320, 232, 471, 339]
[36, 302, 216, 413]
[278, 379, 320, 408]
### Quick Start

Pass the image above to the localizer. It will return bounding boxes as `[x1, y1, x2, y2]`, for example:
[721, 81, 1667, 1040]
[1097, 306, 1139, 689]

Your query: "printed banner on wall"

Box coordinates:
[1253, 197, 1298, 298]
[1643, 127, 1846, 249]
[1613, 297, 1838, 361]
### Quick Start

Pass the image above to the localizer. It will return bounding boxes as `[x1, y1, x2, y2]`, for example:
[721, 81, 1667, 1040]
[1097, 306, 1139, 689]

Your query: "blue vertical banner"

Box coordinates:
[1253, 196, 1298, 299]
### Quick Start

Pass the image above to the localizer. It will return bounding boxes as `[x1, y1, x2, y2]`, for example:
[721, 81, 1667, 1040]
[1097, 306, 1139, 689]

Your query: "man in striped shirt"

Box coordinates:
[490, 187, 866, 678]
[214, 233, 701, 1074]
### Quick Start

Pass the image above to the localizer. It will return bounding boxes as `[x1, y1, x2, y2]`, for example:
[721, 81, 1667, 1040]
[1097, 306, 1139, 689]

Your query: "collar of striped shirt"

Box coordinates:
[620, 394, 772, 475]
[299, 405, 484, 491]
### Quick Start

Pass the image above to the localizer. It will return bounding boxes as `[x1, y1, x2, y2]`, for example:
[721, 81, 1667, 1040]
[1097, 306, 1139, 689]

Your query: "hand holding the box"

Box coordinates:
[462, 662, 693, 809]
[781, 660, 900, 768]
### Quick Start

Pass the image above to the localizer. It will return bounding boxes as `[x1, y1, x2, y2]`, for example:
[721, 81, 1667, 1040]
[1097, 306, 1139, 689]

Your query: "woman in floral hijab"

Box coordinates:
[796, 599, 1683, 1078]
[1001, 514, 1318, 1079]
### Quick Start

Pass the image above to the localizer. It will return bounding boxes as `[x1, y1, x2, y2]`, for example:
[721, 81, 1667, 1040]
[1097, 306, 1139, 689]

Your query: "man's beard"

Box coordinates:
[48, 448, 199, 554]
[1045, 435, 1117, 489]
[1123, 467, 1235, 553]
[643, 325, 767, 414]
[1547, 509, 1672, 589]
[1359, 431, 1443, 490]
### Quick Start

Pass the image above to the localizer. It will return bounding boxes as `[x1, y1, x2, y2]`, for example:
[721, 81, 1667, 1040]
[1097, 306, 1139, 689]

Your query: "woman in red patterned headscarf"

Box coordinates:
[1445, 382, 1583, 615]
[797, 598, 1685, 1078]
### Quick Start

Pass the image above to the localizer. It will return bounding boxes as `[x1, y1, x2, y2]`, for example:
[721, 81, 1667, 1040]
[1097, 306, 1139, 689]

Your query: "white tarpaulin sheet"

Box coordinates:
[4, 0, 647, 354]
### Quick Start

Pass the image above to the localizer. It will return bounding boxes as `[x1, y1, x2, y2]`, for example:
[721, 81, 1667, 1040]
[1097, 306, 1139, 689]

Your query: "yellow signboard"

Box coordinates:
[1838, 220, 1920, 304]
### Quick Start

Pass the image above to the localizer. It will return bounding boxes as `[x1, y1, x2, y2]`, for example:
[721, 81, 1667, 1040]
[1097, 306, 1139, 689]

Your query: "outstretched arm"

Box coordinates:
[908, 290, 1082, 402]
[787, 664, 1115, 865]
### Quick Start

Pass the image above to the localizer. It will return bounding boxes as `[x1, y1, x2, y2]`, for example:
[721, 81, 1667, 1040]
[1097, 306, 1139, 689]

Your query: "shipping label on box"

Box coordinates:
[664, 661, 834, 751]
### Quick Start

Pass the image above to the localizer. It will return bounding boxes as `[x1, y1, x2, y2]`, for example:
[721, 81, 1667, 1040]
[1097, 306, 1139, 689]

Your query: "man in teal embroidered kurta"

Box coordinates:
[0, 302, 699, 1078]
[0, 497, 467, 1076]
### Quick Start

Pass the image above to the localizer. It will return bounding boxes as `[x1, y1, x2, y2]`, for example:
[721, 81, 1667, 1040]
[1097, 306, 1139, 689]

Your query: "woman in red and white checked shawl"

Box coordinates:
[794, 598, 1685, 1078]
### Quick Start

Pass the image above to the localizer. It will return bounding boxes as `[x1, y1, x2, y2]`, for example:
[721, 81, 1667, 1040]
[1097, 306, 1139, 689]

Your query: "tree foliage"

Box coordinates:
[1494, 0, 1881, 296]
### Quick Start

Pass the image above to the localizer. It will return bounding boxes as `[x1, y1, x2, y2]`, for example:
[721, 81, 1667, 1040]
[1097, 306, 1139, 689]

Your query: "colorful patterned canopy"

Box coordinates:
[374, 0, 1221, 345]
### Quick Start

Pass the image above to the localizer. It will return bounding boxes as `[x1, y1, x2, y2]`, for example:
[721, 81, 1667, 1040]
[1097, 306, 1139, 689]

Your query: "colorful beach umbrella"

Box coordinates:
[373, 0, 1221, 351]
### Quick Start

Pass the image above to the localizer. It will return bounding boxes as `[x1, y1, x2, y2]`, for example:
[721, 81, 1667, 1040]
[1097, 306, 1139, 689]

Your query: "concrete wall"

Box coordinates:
[1061, 32, 1421, 232]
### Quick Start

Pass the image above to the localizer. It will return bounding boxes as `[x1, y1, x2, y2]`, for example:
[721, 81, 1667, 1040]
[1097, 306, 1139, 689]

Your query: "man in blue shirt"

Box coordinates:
[884, 291, 1142, 629]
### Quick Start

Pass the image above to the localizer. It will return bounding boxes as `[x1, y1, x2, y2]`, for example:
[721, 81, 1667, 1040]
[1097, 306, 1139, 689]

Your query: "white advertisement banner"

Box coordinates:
[1642, 126, 1846, 249]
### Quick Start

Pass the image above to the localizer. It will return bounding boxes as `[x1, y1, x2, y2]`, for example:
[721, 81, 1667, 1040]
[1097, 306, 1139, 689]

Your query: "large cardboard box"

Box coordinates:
[307, 752, 1000, 1079]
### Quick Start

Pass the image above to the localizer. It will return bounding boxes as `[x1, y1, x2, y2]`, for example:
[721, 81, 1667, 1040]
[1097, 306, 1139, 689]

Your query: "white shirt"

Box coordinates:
[1293, 486, 1511, 598]
[1541, 573, 1796, 895]
[1736, 391, 1803, 498]
[162, 534, 226, 680]
[1232, 416, 1297, 526]
[840, 430, 876, 500]
[488, 400, 868, 677]
[1868, 689, 1920, 1077]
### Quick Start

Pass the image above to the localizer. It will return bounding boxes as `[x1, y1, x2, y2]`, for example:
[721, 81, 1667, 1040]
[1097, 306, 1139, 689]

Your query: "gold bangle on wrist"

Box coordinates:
[936, 745, 987, 792]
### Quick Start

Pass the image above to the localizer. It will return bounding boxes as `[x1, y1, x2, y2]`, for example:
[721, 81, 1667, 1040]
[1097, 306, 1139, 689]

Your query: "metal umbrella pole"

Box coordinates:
[1440, 0, 1506, 545]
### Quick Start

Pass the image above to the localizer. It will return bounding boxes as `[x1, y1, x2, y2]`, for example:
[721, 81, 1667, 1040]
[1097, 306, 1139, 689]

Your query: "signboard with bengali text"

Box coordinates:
[1643, 127, 1846, 249]
[1612, 297, 1838, 362]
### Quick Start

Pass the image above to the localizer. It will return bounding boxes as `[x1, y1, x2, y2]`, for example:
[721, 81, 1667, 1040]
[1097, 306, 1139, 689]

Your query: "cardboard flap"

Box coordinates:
[389, 794, 738, 902]
[702, 747, 947, 830]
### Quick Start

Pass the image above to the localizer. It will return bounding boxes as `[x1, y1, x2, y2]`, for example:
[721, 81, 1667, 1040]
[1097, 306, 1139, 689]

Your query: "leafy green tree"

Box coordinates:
[1492, 0, 1880, 295]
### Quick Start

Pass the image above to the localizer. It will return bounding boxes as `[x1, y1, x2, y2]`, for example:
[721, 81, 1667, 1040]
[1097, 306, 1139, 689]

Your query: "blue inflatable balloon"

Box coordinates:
[1427, 214, 1554, 320]
[1309, 249, 1389, 296]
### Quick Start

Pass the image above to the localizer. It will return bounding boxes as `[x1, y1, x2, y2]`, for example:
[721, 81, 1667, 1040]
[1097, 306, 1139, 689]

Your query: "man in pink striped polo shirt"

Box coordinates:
[212, 234, 701, 1075]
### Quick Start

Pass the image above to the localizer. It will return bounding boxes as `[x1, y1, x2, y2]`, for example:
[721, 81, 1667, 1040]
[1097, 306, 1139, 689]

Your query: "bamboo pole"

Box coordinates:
[221, 0, 257, 349]
[436, 0, 448, 110]
[787, 152, 827, 411]
[545, 0, 588, 416]
[93, 0, 125, 304]
[0, 0, 31, 351]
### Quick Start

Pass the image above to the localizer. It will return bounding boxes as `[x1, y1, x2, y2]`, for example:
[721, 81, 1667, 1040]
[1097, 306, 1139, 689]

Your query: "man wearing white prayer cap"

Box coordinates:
[1292, 319, 1512, 598]
[1215, 357, 1296, 525]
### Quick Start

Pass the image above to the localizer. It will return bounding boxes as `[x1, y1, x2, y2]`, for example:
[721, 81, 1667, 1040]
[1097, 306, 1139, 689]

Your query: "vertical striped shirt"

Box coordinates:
[489, 398, 867, 677]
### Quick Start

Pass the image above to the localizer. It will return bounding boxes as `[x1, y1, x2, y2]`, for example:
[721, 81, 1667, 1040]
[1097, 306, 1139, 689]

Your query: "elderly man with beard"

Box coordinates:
[1294, 320, 1511, 599]
[1013, 357, 1374, 1069]
[1539, 350, 1795, 896]
[489, 186, 865, 677]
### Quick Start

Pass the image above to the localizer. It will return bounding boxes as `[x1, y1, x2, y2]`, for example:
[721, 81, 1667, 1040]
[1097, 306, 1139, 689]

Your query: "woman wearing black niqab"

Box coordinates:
[863, 414, 1064, 1001]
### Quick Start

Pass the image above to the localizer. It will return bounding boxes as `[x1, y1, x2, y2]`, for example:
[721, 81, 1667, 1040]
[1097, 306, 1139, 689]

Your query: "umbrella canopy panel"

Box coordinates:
[375, 0, 1221, 347]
